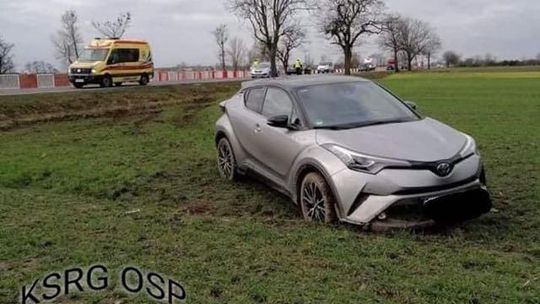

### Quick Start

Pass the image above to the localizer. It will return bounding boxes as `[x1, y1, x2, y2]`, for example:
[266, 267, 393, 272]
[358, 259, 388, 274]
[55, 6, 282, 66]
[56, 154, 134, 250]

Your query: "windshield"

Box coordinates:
[79, 48, 109, 62]
[253, 63, 270, 69]
[296, 82, 419, 129]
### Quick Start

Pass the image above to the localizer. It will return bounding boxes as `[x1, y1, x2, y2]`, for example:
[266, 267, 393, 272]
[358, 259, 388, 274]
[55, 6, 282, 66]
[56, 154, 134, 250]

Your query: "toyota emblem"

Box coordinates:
[436, 162, 453, 177]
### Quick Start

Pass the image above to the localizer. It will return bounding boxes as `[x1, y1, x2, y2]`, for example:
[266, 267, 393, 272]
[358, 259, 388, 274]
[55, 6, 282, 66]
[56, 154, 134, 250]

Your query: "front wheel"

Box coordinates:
[300, 172, 337, 223]
[101, 75, 113, 88]
[139, 74, 149, 86]
[217, 137, 238, 181]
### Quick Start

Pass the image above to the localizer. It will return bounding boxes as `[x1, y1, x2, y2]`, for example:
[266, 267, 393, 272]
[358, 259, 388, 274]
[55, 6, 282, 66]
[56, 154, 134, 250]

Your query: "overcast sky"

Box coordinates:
[1, 0, 539, 70]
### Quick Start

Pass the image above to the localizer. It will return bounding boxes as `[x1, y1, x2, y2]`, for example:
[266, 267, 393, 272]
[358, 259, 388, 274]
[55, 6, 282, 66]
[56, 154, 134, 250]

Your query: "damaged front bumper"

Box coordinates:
[340, 179, 491, 229]
[330, 155, 492, 229]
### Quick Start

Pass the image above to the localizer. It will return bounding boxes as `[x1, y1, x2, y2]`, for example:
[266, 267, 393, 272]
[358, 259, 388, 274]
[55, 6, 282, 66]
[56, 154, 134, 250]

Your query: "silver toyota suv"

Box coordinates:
[215, 76, 492, 229]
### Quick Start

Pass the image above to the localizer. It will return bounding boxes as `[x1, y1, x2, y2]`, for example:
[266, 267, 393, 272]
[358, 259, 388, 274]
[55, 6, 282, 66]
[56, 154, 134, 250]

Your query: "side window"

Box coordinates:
[117, 49, 140, 63]
[262, 88, 293, 118]
[245, 87, 266, 113]
[108, 49, 120, 64]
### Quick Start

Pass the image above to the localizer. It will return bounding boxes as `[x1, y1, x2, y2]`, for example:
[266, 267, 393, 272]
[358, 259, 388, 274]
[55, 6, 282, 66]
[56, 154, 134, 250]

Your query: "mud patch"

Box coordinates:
[180, 200, 217, 215]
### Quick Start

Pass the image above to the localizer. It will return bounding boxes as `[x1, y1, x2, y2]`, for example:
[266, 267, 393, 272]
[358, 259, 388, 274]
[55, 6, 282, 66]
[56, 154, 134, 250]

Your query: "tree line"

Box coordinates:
[1, 2, 540, 74]
[222, 0, 445, 75]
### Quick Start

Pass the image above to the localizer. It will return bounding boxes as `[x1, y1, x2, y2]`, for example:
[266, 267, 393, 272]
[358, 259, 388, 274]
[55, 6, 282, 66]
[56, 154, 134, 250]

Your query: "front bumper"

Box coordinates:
[69, 74, 103, 85]
[251, 73, 270, 78]
[329, 155, 492, 227]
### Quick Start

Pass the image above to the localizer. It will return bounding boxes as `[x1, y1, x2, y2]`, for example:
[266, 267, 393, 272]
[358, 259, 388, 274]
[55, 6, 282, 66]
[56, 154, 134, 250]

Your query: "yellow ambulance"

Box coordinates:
[68, 38, 153, 88]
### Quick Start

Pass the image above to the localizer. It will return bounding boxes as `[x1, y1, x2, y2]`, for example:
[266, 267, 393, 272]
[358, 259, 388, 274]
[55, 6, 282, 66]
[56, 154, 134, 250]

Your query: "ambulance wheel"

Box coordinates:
[101, 75, 113, 88]
[139, 74, 149, 86]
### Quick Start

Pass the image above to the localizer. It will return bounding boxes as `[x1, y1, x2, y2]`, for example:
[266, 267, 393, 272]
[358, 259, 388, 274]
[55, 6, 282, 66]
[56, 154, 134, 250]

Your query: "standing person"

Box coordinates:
[294, 58, 303, 75]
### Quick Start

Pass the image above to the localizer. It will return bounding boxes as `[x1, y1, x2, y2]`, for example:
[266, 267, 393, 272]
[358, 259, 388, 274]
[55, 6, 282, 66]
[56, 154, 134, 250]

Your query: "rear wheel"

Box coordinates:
[139, 74, 149, 86]
[300, 172, 337, 223]
[101, 75, 113, 88]
[217, 137, 238, 181]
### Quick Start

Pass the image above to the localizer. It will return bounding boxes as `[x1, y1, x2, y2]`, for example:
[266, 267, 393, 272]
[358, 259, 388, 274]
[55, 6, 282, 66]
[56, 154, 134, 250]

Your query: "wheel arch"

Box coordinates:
[293, 163, 334, 201]
[215, 130, 228, 146]
[294, 162, 344, 219]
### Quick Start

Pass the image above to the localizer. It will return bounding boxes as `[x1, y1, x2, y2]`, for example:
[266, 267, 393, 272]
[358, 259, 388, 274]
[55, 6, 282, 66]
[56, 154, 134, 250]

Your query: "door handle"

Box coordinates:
[254, 123, 262, 133]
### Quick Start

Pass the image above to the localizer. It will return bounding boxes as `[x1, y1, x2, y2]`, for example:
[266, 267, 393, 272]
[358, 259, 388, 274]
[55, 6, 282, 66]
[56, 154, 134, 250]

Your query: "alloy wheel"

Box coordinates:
[300, 172, 337, 223]
[302, 181, 326, 221]
[217, 138, 236, 180]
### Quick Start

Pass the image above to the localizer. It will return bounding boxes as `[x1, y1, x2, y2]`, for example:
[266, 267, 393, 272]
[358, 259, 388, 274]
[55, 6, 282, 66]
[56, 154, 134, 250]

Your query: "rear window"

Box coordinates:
[245, 87, 266, 113]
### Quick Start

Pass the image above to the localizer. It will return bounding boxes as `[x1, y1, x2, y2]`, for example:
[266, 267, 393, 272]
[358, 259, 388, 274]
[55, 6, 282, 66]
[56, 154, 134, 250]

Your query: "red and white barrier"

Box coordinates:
[0, 70, 249, 90]
[0, 74, 20, 90]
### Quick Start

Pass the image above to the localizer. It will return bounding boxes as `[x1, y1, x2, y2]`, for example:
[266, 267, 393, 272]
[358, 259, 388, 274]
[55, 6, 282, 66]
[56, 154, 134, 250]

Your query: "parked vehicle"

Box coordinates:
[68, 38, 153, 88]
[317, 62, 334, 74]
[215, 76, 492, 229]
[360, 63, 376, 72]
[250, 62, 272, 78]
[286, 66, 296, 75]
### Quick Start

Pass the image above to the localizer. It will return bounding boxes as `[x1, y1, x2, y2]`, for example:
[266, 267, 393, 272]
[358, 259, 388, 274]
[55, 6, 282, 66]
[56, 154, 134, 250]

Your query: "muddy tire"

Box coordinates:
[217, 137, 238, 181]
[300, 172, 337, 224]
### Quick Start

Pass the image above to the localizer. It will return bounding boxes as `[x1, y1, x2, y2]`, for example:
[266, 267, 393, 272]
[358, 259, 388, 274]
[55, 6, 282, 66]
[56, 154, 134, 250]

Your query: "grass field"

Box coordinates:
[0, 70, 539, 303]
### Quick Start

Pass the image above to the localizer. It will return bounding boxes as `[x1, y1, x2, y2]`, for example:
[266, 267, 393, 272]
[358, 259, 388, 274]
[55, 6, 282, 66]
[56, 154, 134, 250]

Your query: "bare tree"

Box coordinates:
[25, 61, 58, 73]
[213, 24, 229, 70]
[277, 25, 305, 71]
[398, 17, 438, 71]
[318, 0, 384, 75]
[52, 10, 83, 66]
[227, 37, 246, 71]
[0, 36, 15, 74]
[422, 31, 441, 70]
[92, 12, 132, 38]
[227, 0, 310, 77]
[378, 14, 403, 72]
[442, 50, 460, 68]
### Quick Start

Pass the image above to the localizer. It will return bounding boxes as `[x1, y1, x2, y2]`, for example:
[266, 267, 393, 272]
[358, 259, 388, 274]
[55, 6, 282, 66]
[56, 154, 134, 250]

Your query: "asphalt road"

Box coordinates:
[0, 78, 248, 96]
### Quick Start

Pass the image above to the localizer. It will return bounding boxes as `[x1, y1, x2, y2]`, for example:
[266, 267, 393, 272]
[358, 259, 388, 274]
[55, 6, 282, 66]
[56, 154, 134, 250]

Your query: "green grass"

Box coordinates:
[0, 73, 539, 303]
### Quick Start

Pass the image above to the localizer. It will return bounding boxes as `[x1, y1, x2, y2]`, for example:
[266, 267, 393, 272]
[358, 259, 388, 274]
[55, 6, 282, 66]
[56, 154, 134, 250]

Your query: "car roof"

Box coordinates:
[241, 75, 370, 90]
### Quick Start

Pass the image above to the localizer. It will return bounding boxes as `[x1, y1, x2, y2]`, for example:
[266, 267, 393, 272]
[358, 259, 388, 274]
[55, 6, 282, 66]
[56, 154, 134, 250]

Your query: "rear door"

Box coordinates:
[228, 87, 267, 161]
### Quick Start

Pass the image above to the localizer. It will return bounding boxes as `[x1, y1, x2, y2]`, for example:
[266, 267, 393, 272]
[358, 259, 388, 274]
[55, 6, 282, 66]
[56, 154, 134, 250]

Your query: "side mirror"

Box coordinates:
[267, 115, 290, 128]
[405, 101, 417, 110]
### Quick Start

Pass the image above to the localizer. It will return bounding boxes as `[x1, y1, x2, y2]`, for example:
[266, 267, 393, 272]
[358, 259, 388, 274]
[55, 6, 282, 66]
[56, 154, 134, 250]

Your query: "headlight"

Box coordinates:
[460, 134, 479, 157]
[322, 144, 411, 174]
[91, 69, 97, 74]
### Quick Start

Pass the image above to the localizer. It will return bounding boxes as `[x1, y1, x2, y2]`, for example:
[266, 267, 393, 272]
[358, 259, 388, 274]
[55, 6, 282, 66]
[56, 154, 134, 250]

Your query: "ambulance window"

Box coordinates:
[116, 49, 140, 63]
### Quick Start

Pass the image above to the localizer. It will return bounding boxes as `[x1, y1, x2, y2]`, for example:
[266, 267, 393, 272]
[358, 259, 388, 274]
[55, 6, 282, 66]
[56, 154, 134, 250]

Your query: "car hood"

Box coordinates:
[251, 68, 270, 73]
[316, 118, 467, 162]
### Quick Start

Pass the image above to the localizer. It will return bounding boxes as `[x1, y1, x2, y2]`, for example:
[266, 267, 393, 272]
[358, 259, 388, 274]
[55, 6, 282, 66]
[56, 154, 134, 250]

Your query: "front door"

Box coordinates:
[250, 87, 304, 177]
